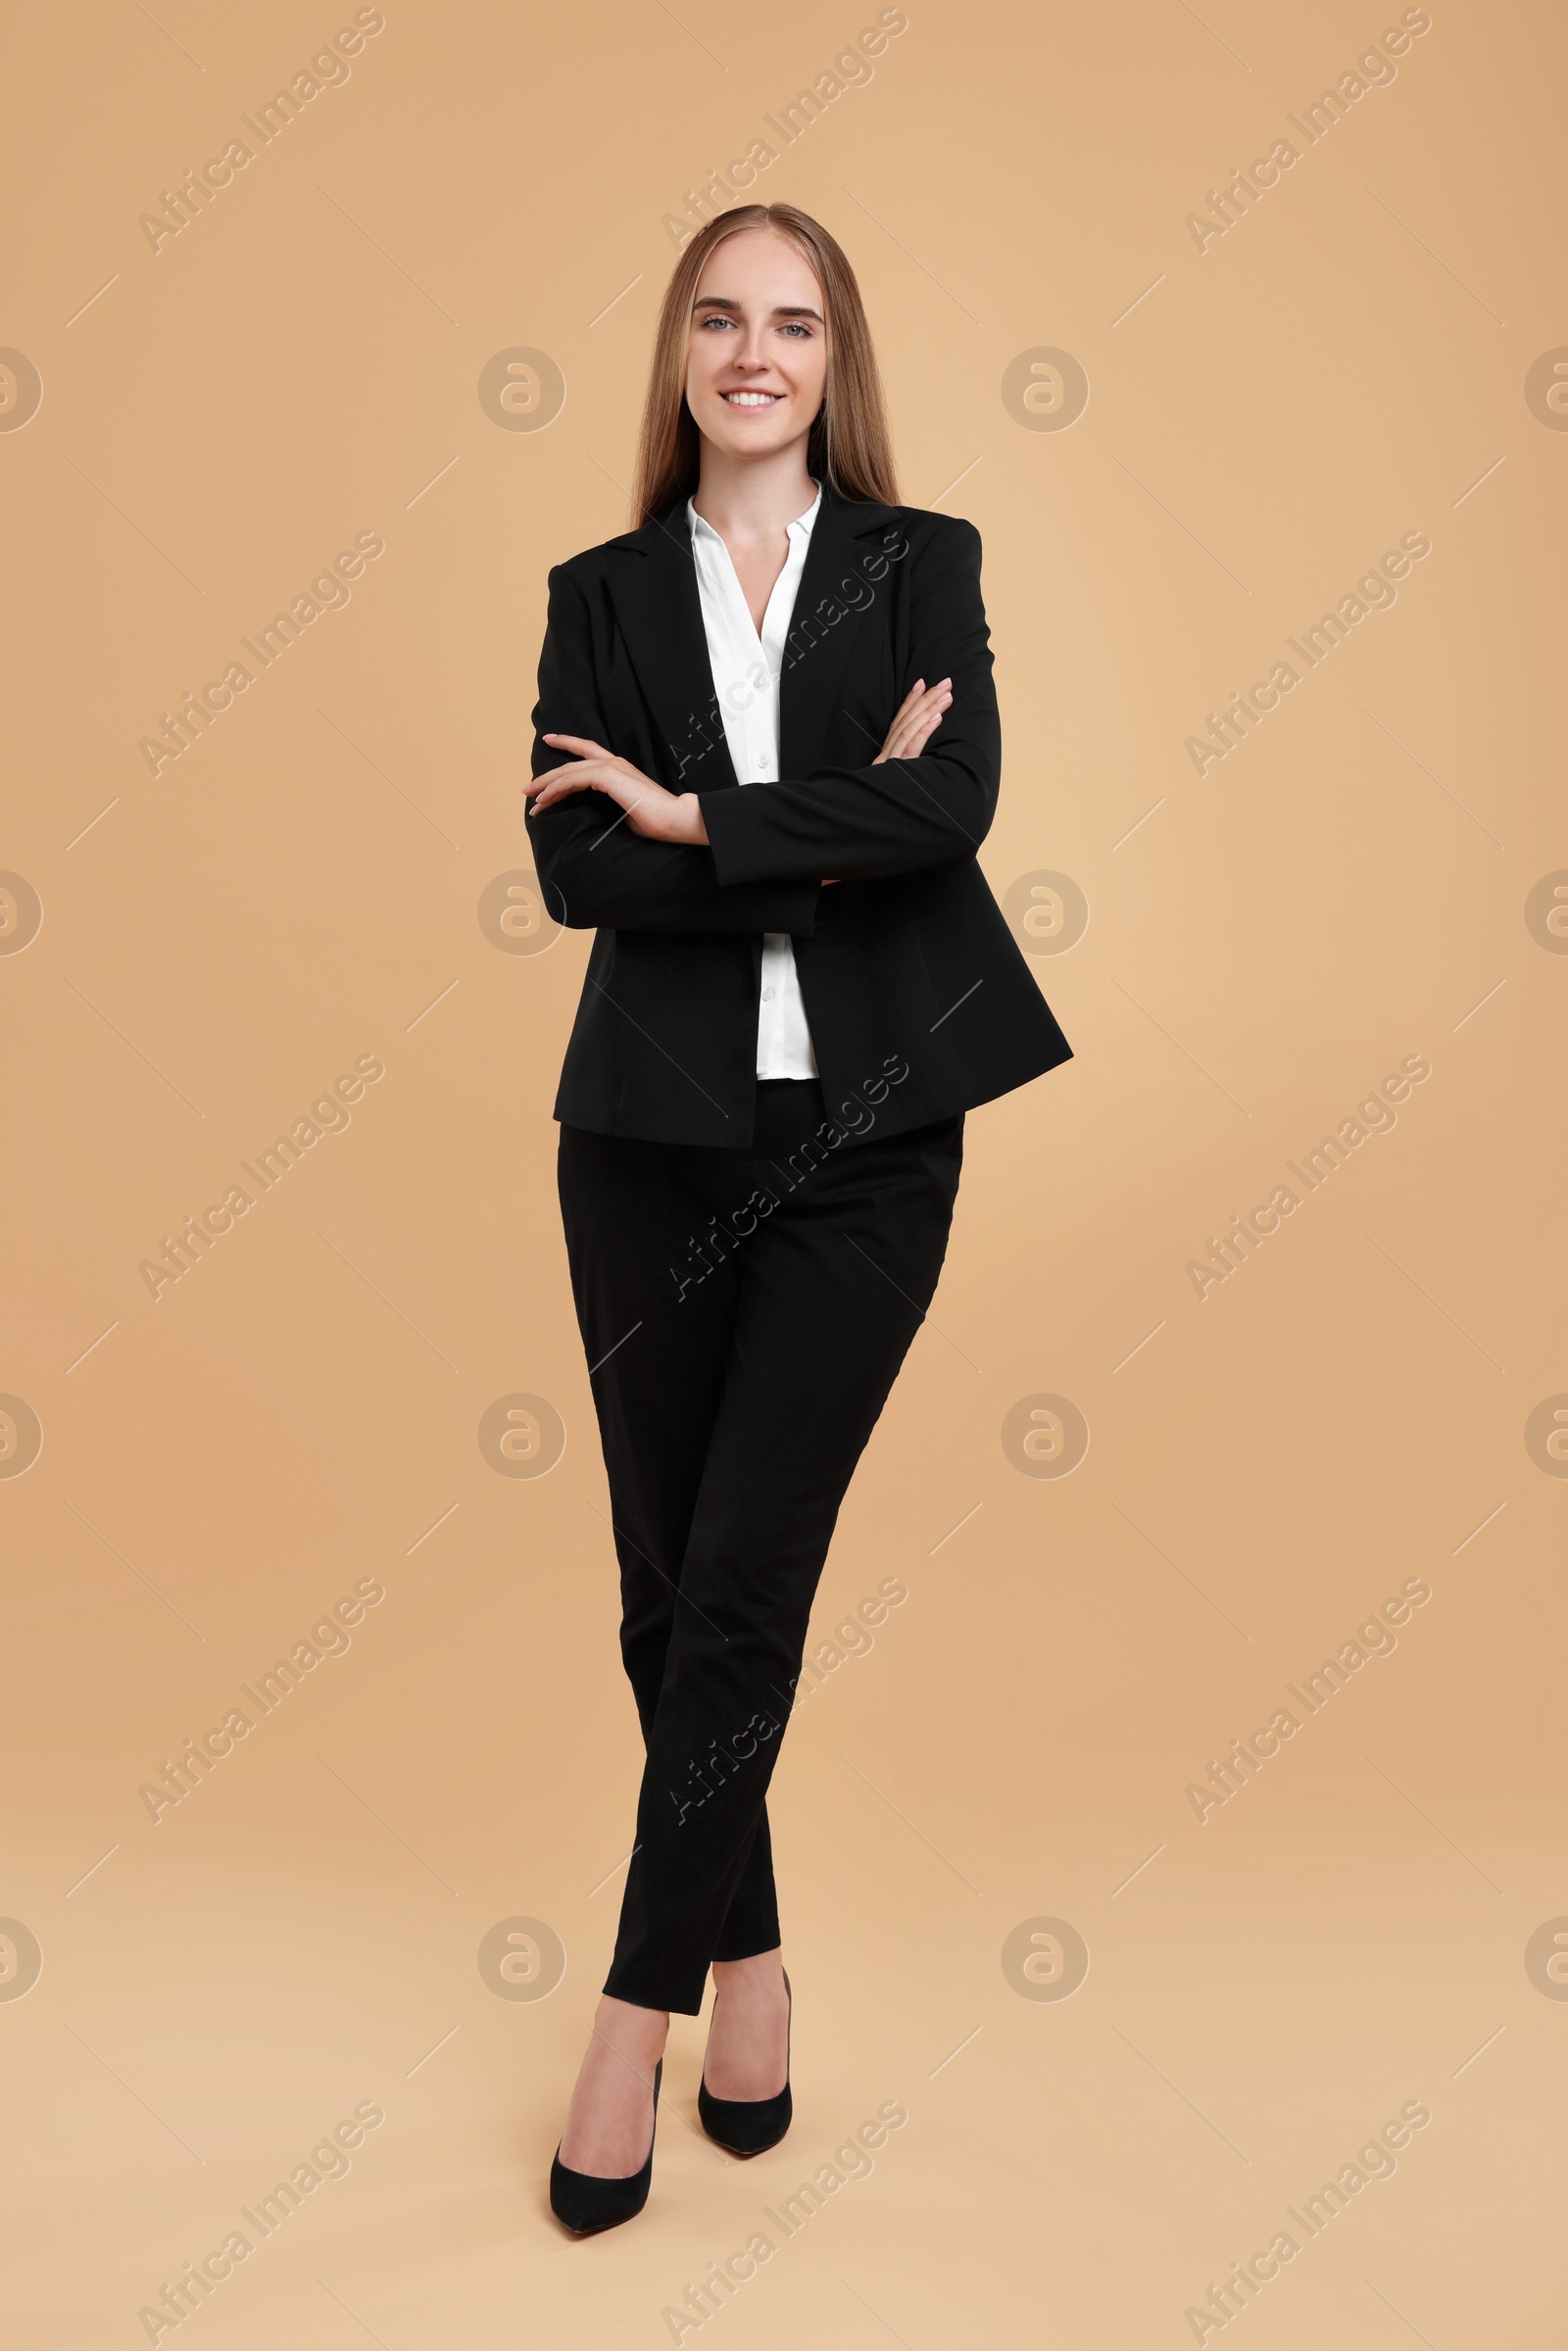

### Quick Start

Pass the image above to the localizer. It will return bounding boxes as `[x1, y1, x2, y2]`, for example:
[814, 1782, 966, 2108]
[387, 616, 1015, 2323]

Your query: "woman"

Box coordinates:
[525, 202, 1071, 2233]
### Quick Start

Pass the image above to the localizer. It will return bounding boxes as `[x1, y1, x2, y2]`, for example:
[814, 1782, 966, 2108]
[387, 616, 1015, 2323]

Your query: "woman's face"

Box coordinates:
[685, 227, 829, 465]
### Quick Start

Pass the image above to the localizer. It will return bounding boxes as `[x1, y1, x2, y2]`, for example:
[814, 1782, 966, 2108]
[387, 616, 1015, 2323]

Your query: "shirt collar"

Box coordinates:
[687, 482, 822, 546]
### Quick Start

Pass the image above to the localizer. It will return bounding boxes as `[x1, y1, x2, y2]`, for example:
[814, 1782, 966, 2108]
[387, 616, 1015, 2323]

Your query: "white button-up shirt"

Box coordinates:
[687, 485, 821, 1081]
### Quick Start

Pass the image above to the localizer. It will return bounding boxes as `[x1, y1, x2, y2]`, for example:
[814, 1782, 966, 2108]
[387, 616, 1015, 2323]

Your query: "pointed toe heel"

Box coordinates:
[698, 1971, 792, 2158]
[550, 2059, 662, 2235]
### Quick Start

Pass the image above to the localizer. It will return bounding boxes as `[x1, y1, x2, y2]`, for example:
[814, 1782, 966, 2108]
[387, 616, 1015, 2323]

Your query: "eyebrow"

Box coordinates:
[692, 297, 824, 323]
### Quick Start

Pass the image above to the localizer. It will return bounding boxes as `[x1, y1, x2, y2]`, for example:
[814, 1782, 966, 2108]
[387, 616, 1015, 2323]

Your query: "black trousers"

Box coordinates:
[557, 1078, 963, 2015]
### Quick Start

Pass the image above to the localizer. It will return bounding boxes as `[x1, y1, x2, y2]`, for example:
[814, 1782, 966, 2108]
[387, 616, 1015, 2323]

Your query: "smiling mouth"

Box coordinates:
[722, 389, 783, 408]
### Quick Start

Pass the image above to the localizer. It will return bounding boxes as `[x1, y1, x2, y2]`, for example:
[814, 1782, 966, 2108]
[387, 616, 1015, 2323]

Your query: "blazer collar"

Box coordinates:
[604, 482, 903, 792]
[605, 477, 899, 559]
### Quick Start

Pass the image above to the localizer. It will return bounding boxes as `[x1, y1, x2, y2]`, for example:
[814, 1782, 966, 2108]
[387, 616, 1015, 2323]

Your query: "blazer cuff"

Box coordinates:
[704, 786, 796, 892]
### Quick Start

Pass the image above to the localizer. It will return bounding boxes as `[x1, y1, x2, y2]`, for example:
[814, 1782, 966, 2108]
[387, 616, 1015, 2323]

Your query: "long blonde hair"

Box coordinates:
[630, 204, 899, 526]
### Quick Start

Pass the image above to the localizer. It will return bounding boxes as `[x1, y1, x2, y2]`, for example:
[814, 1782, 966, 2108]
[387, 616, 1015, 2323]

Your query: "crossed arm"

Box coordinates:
[525, 519, 996, 932]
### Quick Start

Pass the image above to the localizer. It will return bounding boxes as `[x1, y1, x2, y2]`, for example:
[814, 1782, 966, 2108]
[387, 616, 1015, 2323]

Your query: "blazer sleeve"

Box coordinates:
[527, 565, 821, 936]
[701, 517, 1001, 888]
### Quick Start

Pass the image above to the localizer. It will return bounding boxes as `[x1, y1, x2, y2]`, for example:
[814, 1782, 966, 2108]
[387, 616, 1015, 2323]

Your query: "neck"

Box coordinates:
[691, 439, 818, 544]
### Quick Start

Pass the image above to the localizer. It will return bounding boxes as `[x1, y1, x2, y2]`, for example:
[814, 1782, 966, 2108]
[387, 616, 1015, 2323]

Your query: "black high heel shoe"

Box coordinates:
[550, 2059, 662, 2235]
[698, 1970, 792, 2157]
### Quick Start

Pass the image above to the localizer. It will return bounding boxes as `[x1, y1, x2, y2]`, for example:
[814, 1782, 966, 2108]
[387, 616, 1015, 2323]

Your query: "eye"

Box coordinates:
[698, 313, 736, 330]
[779, 322, 813, 339]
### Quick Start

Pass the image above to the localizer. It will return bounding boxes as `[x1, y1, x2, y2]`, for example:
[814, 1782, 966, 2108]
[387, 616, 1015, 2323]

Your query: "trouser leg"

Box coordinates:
[571, 1094, 963, 2015]
[558, 1115, 782, 1977]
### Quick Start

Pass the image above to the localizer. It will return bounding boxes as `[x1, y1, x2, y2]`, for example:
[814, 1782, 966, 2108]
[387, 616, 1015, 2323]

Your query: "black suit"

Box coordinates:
[527, 483, 1072, 1148]
[533, 486, 1070, 2012]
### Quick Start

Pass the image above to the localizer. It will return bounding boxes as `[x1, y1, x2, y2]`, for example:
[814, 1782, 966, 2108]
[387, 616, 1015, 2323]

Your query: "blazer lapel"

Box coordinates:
[603, 504, 739, 795]
[779, 486, 897, 780]
[604, 483, 901, 793]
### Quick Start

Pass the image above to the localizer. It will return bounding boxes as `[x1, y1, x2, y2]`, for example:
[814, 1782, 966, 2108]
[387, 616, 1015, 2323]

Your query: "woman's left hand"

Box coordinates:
[526, 734, 709, 845]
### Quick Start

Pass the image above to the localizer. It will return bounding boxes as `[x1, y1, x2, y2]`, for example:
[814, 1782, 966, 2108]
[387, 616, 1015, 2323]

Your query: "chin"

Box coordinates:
[717, 428, 794, 459]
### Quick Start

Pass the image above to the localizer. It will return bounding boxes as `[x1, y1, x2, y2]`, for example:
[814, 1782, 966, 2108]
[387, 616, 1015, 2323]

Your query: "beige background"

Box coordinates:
[4, 0, 1566, 2342]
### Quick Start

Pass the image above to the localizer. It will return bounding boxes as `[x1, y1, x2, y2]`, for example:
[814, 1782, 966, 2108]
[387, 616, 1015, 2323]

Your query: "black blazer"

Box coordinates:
[527, 481, 1072, 1150]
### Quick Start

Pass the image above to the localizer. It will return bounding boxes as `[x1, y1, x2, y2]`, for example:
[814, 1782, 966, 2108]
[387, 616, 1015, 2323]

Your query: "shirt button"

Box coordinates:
[760, 987, 775, 1003]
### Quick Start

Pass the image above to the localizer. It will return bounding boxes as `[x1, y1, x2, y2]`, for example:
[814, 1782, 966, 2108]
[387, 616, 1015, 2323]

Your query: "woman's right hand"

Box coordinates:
[873, 676, 952, 764]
